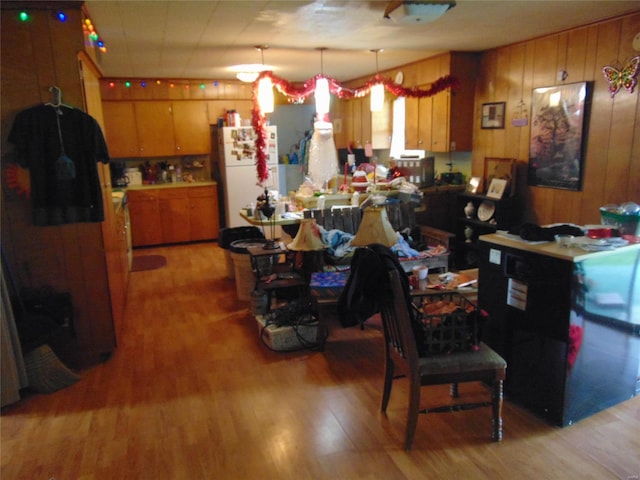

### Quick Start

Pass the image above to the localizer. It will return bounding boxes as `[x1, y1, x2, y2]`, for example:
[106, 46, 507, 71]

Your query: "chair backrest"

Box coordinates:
[379, 269, 420, 369]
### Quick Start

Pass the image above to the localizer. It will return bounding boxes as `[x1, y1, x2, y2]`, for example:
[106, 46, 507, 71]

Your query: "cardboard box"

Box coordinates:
[255, 314, 318, 351]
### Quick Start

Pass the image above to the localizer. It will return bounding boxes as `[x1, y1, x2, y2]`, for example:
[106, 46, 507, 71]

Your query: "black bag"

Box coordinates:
[337, 243, 411, 327]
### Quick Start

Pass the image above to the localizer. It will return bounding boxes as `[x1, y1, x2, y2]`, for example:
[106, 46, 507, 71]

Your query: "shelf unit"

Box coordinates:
[455, 192, 520, 269]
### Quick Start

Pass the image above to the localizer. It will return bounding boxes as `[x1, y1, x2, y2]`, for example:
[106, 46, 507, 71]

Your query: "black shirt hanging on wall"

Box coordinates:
[8, 104, 110, 226]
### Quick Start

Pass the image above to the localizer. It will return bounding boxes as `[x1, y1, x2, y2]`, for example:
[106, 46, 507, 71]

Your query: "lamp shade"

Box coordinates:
[351, 206, 398, 248]
[288, 218, 327, 251]
[370, 83, 384, 112]
[258, 77, 274, 113]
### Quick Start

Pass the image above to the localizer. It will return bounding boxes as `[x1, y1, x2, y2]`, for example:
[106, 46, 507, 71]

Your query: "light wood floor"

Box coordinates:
[2, 242, 639, 479]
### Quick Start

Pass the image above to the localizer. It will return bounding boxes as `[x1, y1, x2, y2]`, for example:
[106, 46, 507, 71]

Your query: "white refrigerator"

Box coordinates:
[217, 125, 278, 228]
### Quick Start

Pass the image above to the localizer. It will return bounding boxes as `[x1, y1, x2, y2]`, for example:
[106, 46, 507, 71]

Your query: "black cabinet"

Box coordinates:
[455, 193, 519, 269]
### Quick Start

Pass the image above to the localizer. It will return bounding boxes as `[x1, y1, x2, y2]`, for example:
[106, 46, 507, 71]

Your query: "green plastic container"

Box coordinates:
[600, 208, 640, 235]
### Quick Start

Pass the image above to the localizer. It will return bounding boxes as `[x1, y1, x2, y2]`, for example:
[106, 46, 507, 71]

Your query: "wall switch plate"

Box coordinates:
[489, 248, 501, 265]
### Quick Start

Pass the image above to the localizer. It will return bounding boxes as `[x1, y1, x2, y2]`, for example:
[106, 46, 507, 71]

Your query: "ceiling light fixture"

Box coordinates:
[370, 49, 384, 112]
[383, 0, 456, 24]
[234, 45, 272, 83]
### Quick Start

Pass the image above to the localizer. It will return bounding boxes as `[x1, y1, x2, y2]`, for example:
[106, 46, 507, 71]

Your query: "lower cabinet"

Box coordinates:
[128, 184, 219, 247]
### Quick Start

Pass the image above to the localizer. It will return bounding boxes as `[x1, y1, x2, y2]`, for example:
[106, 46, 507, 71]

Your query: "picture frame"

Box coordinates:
[481, 102, 506, 129]
[528, 81, 591, 191]
[483, 157, 516, 196]
[486, 178, 507, 199]
[466, 176, 481, 194]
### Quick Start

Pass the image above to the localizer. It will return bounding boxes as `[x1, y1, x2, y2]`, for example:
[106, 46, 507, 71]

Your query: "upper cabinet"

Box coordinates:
[406, 52, 479, 152]
[335, 93, 391, 150]
[102, 100, 211, 157]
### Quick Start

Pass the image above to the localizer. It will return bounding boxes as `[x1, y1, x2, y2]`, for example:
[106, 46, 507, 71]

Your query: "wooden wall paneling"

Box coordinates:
[48, 9, 85, 108]
[580, 20, 621, 225]
[530, 35, 562, 224]
[549, 32, 578, 224]
[561, 28, 591, 223]
[472, 50, 498, 177]
[519, 41, 538, 223]
[203, 81, 222, 99]
[506, 44, 527, 161]
[602, 17, 640, 207]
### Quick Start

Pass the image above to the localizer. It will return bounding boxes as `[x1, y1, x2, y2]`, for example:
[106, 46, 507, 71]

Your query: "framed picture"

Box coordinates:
[528, 81, 591, 191]
[481, 102, 506, 129]
[483, 157, 516, 196]
[466, 176, 481, 194]
[486, 178, 507, 199]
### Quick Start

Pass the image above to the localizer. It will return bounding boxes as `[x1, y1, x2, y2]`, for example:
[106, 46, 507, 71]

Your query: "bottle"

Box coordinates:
[176, 166, 182, 182]
[169, 165, 177, 183]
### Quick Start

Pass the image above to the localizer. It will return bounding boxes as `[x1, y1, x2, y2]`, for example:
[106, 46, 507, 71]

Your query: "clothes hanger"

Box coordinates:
[45, 86, 73, 109]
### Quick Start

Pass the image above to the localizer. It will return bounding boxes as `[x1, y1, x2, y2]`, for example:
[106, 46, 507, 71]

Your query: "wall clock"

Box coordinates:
[395, 71, 404, 85]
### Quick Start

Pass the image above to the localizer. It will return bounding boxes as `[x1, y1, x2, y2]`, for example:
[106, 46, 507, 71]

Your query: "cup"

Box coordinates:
[412, 266, 429, 280]
[554, 234, 574, 248]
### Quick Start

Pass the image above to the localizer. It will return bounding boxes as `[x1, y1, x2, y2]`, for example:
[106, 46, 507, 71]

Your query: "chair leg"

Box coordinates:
[381, 358, 394, 412]
[491, 379, 504, 442]
[404, 377, 421, 451]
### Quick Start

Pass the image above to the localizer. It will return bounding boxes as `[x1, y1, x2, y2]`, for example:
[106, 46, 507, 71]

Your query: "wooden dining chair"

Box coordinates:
[379, 269, 507, 450]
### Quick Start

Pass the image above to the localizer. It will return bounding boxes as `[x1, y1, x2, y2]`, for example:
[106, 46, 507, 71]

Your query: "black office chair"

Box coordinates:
[379, 269, 507, 450]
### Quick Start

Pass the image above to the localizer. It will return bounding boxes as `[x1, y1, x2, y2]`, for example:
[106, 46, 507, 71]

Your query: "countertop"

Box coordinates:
[479, 231, 640, 262]
[124, 180, 217, 190]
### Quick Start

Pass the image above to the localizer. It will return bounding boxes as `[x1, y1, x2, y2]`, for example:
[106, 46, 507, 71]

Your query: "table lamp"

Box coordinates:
[351, 206, 398, 248]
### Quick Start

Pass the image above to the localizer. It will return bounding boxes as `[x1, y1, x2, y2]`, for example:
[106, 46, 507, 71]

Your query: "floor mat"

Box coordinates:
[131, 255, 167, 272]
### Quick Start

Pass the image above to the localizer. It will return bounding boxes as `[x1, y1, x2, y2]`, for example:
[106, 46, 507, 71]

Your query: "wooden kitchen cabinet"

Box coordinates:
[127, 189, 163, 247]
[341, 95, 390, 150]
[101, 102, 140, 158]
[102, 100, 214, 157]
[134, 101, 176, 156]
[172, 101, 211, 154]
[158, 189, 191, 244]
[128, 185, 219, 247]
[188, 185, 219, 241]
[405, 52, 479, 152]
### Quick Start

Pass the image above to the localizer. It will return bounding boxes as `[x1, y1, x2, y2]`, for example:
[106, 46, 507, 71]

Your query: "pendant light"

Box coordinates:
[256, 45, 274, 113]
[315, 48, 330, 117]
[370, 49, 384, 112]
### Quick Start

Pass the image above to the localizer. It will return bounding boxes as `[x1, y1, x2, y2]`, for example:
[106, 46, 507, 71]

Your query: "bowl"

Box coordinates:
[554, 234, 574, 248]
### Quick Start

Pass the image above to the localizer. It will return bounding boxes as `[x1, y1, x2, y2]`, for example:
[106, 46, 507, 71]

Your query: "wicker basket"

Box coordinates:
[413, 292, 482, 355]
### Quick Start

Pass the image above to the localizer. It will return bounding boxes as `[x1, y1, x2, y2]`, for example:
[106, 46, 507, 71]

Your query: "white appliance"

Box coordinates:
[218, 125, 278, 228]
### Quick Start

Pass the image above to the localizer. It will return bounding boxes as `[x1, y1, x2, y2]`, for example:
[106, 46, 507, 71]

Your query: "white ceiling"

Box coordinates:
[84, 0, 640, 83]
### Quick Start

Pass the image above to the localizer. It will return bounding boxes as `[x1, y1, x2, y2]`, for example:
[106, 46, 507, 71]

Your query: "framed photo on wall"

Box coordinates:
[528, 81, 591, 191]
[486, 178, 507, 199]
[483, 157, 516, 196]
[481, 102, 506, 129]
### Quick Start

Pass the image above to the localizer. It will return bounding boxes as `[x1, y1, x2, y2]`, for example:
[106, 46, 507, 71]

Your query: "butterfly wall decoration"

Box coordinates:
[602, 55, 640, 98]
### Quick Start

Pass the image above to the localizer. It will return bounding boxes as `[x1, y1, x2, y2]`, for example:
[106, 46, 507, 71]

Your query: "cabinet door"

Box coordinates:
[172, 101, 211, 154]
[134, 102, 175, 157]
[404, 96, 419, 149]
[102, 102, 139, 158]
[431, 92, 450, 152]
[188, 185, 219, 241]
[128, 189, 163, 246]
[158, 189, 190, 244]
[417, 95, 433, 150]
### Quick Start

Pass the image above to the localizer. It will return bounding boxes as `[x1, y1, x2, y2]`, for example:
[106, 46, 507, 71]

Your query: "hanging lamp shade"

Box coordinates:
[288, 218, 327, 251]
[351, 206, 398, 248]
[258, 76, 274, 113]
[370, 83, 385, 112]
[315, 77, 330, 116]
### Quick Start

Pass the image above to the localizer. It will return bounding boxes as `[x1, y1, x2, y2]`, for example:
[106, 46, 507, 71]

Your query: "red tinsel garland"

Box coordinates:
[251, 71, 459, 184]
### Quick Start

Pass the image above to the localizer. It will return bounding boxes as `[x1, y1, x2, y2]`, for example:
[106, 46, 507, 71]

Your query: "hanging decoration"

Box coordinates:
[251, 71, 458, 183]
[602, 55, 640, 97]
